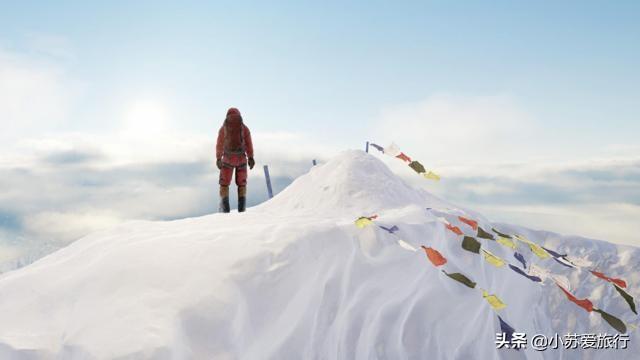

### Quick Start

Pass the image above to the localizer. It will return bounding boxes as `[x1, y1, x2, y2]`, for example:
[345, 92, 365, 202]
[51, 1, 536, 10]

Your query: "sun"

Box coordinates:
[122, 100, 170, 138]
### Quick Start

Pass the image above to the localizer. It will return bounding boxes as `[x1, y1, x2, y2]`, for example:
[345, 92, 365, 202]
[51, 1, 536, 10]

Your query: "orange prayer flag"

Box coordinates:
[421, 246, 447, 267]
[445, 223, 463, 236]
[458, 216, 478, 231]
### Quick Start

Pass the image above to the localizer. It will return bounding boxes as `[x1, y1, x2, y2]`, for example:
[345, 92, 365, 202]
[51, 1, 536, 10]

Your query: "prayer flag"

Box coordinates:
[446, 223, 463, 236]
[422, 246, 447, 267]
[477, 227, 495, 240]
[498, 316, 516, 344]
[594, 308, 627, 333]
[396, 152, 412, 163]
[514, 235, 549, 259]
[492, 228, 512, 239]
[397, 239, 418, 252]
[613, 284, 637, 314]
[557, 284, 593, 312]
[383, 143, 401, 157]
[443, 271, 477, 288]
[423, 171, 441, 181]
[370, 143, 384, 153]
[482, 290, 507, 310]
[509, 264, 542, 283]
[482, 249, 506, 267]
[590, 271, 627, 289]
[462, 236, 481, 254]
[458, 216, 479, 230]
[408, 160, 426, 174]
[513, 252, 526, 269]
[355, 217, 374, 228]
[496, 236, 517, 249]
[379, 225, 400, 234]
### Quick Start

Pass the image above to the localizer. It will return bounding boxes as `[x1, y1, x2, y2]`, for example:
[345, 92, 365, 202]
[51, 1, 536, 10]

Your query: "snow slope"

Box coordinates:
[0, 150, 638, 359]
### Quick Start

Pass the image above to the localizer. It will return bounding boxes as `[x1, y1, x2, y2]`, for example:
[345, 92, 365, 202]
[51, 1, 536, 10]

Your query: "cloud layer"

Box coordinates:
[1, 45, 638, 270]
[368, 94, 640, 246]
[2, 128, 640, 272]
[422, 158, 640, 246]
[0, 129, 331, 269]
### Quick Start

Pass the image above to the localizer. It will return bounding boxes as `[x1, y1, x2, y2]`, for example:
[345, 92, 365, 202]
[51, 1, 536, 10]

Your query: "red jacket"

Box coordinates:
[216, 125, 254, 159]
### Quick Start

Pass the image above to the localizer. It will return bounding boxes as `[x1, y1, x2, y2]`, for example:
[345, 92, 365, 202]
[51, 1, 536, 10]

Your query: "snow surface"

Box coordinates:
[0, 150, 638, 359]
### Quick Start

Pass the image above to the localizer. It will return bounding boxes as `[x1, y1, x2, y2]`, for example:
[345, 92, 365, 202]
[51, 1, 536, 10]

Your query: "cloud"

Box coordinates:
[370, 94, 538, 165]
[0, 45, 79, 139]
[385, 155, 640, 246]
[472, 203, 640, 247]
[2, 126, 640, 271]
[433, 158, 640, 205]
[0, 242, 21, 267]
[0, 129, 328, 269]
[368, 94, 640, 246]
[0, 209, 21, 231]
[43, 148, 105, 165]
[22, 211, 123, 245]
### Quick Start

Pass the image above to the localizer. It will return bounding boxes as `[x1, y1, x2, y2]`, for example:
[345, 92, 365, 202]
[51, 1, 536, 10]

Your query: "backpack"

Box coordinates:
[223, 114, 245, 153]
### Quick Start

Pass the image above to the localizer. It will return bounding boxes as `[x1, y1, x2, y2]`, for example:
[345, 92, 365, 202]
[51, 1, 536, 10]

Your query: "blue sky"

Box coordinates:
[1, 1, 639, 267]
[2, 0, 638, 143]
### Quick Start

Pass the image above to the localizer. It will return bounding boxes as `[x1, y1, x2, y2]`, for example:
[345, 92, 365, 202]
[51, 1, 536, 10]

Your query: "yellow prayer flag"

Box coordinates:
[513, 234, 531, 244]
[528, 243, 550, 259]
[355, 217, 374, 229]
[496, 236, 517, 249]
[482, 290, 507, 310]
[514, 235, 550, 259]
[481, 249, 506, 267]
[422, 171, 441, 181]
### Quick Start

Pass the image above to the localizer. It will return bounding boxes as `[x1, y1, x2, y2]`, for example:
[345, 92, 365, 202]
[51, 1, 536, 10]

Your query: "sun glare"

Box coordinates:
[122, 100, 170, 138]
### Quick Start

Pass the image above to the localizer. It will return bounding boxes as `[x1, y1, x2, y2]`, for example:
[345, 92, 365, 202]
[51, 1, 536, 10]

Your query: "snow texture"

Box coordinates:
[0, 150, 638, 359]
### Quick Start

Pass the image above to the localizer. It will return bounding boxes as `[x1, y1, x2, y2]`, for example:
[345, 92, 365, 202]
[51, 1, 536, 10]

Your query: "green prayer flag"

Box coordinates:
[442, 270, 476, 288]
[492, 228, 512, 239]
[477, 227, 495, 240]
[614, 284, 637, 315]
[408, 160, 426, 174]
[462, 236, 481, 254]
[594, 309, 627, 333]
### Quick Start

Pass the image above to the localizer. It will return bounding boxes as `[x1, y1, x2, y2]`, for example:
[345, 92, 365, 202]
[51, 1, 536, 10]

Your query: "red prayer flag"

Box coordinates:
[445, 223, 463, 236]
[396, 152, 412, 163]
[557, 284, 593, 312]
[422, 246, 447, 267]
[458, 216, 478, 231]
[590, 270, 627, 289]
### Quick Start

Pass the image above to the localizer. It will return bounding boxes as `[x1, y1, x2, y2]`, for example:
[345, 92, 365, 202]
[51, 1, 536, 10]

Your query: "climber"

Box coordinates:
[216, 107, 255, 213]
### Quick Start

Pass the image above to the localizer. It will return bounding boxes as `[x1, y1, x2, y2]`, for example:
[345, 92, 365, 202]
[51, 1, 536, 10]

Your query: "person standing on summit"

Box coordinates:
[216, 107, 255, 213]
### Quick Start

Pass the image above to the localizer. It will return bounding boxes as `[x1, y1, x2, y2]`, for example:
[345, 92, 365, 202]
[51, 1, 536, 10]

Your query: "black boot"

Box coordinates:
[219, 185, 230, 213]
[238, 185, 247, 212]
[220, 197, 231, 213]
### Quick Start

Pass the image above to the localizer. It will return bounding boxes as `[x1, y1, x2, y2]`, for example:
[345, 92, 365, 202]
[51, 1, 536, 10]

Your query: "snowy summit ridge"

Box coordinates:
[0, 150, 638, 359]
[257, 150, 446, 215]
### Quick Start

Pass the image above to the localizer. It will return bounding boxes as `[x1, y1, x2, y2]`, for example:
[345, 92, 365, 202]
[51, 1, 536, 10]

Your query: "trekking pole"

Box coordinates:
[263, 165, 274, 199]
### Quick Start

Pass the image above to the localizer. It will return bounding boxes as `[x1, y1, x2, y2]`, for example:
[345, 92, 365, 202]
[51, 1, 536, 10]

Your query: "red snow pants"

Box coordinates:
[219, 152, 248, 186]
